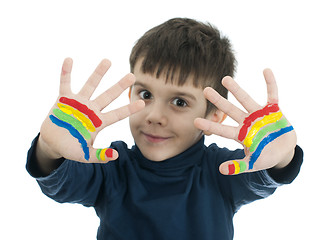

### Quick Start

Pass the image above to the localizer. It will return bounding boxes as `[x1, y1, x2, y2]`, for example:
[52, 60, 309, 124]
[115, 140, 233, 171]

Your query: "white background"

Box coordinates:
[1, 0, 331, 239]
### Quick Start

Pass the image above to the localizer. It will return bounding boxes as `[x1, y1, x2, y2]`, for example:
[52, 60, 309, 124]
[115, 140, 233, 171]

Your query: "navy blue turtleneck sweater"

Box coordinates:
[26, 136, 303, 240]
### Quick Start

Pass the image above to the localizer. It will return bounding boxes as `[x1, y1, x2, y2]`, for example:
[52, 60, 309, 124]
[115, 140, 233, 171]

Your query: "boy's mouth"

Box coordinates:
[142, 132, 171, 143]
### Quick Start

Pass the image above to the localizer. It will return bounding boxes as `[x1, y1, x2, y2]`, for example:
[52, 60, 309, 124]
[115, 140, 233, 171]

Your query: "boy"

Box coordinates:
[26, 18, 303, 239]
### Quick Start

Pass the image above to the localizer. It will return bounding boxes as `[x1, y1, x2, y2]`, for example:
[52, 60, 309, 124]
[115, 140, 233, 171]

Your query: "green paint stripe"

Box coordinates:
[53, 109, 91, 140]
[239, 161, 247, 173]
[96, 149, 102, 161]
[249, 118, 288, 152]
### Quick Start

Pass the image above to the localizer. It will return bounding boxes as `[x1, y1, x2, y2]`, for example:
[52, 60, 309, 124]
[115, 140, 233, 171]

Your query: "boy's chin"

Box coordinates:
[139, 148, 179, 162]
[142, 152, 172, 162]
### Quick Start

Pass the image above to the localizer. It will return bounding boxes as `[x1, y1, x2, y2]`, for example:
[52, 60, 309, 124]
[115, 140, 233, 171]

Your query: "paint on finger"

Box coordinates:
[96, 148, 113, 161]
[228, 160, 247, 175]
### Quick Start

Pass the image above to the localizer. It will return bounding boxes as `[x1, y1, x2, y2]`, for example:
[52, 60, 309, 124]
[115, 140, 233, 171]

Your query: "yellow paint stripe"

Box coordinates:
[243, 112, 283, 147]
[233, 161, 240, 174]
[100, 148, 107, 161]
[57, 103, 96, 132]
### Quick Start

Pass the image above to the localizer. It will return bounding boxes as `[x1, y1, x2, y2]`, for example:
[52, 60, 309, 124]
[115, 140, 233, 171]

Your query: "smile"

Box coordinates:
[142, 132, 171, 143]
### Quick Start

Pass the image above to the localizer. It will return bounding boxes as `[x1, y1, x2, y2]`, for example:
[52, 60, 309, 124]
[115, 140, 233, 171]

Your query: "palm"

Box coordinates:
[39, 58, 144, 163]
[195, 69, 296, 175]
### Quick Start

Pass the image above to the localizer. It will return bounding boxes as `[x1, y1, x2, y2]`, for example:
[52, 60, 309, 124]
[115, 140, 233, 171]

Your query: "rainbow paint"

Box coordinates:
[228, 161, 247, 175]
[238, 103, 279, 141]
[57, 103, 96, 132]
[52, 109, 91, 140]
[249, 118, 288, 152]
[59, 97, 102, 128]
[49, 115, 90, 160]
[49, 97, 103, 161]
[96, 148, 113, 161]
[248, 125, 294, 169]
[243, 112, 283, 147]
[237, 104, 294, 170]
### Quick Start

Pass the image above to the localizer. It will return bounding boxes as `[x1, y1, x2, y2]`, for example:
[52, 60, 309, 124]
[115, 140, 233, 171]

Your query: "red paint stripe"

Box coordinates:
[105, 148, 113, 158]
[59, 97, 102, 127]
[228, 164, 235, 175]
[238, 103, 279, 141]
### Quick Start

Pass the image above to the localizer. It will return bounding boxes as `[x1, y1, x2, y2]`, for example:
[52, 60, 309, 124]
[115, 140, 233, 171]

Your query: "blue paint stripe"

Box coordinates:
[49, 115, 90, 160]
[249, 125, 294, 170]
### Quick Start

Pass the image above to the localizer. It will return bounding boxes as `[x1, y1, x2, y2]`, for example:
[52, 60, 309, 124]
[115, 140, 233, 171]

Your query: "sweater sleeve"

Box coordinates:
[212, 145, 303, 213]
[26, 134, 105, 207]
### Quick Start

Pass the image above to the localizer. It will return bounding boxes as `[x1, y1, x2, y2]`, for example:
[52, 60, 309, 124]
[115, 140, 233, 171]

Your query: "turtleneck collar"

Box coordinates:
[132, 136, 206, 171]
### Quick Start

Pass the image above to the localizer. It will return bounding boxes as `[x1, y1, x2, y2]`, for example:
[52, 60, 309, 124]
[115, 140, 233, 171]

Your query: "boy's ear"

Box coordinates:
[204, 109, 227, 136]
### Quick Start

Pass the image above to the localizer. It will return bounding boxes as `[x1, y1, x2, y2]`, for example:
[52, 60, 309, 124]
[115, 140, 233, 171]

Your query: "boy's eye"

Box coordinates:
[172, 98, 188, 107]
[138, 90, 152, 100]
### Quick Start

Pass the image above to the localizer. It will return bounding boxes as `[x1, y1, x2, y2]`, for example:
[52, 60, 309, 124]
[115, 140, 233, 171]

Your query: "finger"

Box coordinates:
[219, 160, 249, 175]
[194, 118, 237, 140]
[263, 68, 279, 104]
[103, 100, 145, 126]
[222, 76, 261, 112]
[203, 87, 246, 123]
[87, 147, 119, 163]
[59, 58, 73, 95]
[78, 59, 112, 99]
[93, 73, 136, 111]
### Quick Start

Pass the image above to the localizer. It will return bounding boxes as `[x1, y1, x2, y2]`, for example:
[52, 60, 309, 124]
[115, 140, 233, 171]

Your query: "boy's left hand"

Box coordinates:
[194, 69, 297, 175]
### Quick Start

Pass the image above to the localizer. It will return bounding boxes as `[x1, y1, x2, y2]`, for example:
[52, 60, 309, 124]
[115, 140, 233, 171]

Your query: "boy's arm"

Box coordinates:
[34, 58, 145, 176]
[195, 69, 300, 176]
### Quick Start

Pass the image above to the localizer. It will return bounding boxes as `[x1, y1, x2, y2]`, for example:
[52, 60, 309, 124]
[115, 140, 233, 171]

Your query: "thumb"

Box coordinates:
[88, 147, 119, 163]
[219, 160, 248, 175]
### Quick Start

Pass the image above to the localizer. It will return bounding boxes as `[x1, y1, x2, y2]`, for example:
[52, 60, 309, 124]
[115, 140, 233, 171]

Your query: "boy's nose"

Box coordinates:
[145, 102, 168, 126]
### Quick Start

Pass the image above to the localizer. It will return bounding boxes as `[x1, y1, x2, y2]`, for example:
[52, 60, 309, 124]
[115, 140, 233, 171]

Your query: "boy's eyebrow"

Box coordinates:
[173, 91, 197, 101]
[132, 81, 147, 89]
[133, 81, 198, 101]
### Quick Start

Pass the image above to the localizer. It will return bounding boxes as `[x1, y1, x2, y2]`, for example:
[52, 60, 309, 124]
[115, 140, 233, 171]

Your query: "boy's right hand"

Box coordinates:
[38, 58, 145, 165]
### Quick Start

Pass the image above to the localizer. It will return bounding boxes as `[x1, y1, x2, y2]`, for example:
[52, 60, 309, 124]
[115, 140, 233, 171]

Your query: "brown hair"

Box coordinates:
[129, 18, 237, 114]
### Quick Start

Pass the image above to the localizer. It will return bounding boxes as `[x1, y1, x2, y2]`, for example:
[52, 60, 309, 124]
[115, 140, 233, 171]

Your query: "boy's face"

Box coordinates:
[129, 60, 213, 161]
